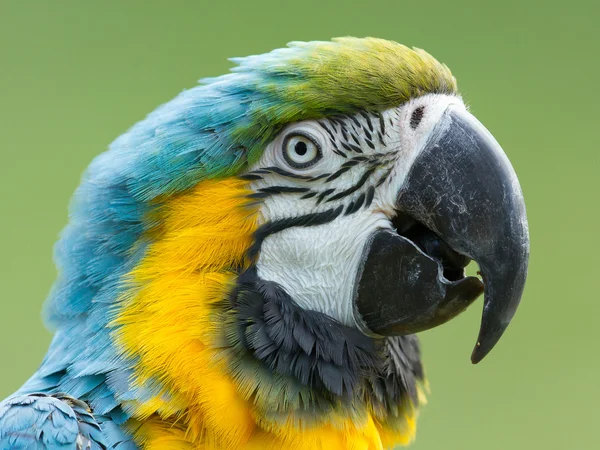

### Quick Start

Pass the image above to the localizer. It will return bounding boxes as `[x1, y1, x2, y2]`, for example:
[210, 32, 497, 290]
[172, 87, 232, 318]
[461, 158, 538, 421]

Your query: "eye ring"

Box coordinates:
[281, 132, 322, 169]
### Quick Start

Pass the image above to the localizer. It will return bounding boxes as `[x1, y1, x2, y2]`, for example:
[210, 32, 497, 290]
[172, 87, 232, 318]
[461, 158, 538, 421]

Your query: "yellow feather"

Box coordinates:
[113, 177, 417, 449]
[129, 417, 195, 450]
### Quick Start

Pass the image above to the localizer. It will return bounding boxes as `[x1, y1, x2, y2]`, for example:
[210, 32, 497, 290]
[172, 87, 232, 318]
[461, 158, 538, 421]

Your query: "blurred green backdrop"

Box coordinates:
[0, 0, 598, 449]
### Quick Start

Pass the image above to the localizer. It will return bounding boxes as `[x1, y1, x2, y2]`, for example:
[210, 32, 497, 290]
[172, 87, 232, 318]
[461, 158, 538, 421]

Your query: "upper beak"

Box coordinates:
[354, 105, 530, 363]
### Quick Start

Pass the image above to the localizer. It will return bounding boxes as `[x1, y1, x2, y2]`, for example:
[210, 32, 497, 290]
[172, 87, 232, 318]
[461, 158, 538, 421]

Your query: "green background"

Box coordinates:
[0, 1, 597, 449]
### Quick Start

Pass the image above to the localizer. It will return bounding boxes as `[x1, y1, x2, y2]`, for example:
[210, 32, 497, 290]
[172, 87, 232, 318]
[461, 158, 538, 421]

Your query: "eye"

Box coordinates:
[282, 133, 322, 169]
[410, 106, 425, 129]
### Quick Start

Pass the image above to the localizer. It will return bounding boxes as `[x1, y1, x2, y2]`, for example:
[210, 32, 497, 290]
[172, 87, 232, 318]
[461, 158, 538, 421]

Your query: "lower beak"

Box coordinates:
[354, 105, 530, 363]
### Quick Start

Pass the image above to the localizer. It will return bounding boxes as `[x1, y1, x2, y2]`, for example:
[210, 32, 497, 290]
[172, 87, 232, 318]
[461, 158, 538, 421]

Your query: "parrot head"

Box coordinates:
[246, 89, 528, 365]
[230, 38, 528, 364]
[41, 37, 529, 448]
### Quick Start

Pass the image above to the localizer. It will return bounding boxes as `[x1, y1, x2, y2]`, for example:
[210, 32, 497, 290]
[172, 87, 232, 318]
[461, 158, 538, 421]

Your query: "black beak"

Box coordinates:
[354, 105, 529, 363]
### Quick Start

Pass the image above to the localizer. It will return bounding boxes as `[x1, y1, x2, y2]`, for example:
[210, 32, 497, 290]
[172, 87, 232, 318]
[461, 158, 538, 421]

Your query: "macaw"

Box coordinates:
[0, 37, 529, 450]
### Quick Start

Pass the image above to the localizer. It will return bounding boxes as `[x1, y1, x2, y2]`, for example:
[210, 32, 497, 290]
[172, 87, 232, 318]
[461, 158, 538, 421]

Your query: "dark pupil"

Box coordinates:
[294, 141, 308, 156]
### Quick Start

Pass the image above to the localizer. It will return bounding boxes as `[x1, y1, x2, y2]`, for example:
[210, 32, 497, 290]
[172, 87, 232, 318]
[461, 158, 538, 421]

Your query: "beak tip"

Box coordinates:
[469, 317, 510, 364]
[470, 342, 485, 364]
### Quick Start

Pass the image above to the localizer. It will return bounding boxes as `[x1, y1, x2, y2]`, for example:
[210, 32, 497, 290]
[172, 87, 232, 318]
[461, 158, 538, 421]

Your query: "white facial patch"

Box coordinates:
[257, 211, 390, 326]
[247, 93, 466, 327]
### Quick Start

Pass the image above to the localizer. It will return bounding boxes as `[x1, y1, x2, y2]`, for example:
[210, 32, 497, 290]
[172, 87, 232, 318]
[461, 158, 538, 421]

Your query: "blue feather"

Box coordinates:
[10, 44, 300, 447]
[0, 394, 110, 449]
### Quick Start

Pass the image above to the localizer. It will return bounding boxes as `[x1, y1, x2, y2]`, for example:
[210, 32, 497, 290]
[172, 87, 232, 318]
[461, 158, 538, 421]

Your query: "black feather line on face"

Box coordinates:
[376, 111, 386, 136]
[246, 166, 330, 181]
[349, 132, 361, 146]
[360, 111, 374, 132]
[315, 188, 336, 205]
[258, 186, 311, 196]
[349, 115, 362, 129]
[332, 146, 348, 158]
[341, 159, 361, 169]
[326, 166, 352, 182]
[349, 143, 365, 153]
[341, 141, 353, 153]
[376, 167, 394, 187]
[247, 206, 344, 260]
[263, 166, 314, 180]
[345, 192, 366, 215]
[325, 167, 377, 202]
[239, 173, 264, 181]
[365, 186, 376, 208]
[339, 124, 349, 142]
[318, 120, 336, 141]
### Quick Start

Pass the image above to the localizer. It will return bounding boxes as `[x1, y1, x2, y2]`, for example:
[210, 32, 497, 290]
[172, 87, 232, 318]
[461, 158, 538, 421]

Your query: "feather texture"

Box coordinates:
[0, 393, 120, 449]
[3, 37, 456, 449]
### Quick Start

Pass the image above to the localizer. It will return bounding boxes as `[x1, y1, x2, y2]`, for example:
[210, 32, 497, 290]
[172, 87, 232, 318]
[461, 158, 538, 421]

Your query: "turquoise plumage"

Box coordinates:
[1, 46, 254, 450]
[0, 38, 459, 448]
[0, 393, 126, 449]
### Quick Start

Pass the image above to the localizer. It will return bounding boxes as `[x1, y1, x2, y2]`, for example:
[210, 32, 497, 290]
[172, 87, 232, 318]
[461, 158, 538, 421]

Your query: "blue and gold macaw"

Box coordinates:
[0, 38, 529, 449]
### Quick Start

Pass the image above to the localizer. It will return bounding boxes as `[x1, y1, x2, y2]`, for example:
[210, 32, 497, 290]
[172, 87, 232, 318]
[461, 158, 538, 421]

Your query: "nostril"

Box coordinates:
[410, 106, 425, 129]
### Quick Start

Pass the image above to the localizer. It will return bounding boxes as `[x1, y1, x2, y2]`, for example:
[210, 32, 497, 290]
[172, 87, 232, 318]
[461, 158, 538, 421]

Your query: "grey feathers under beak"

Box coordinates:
[354, 105, 529, 363]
